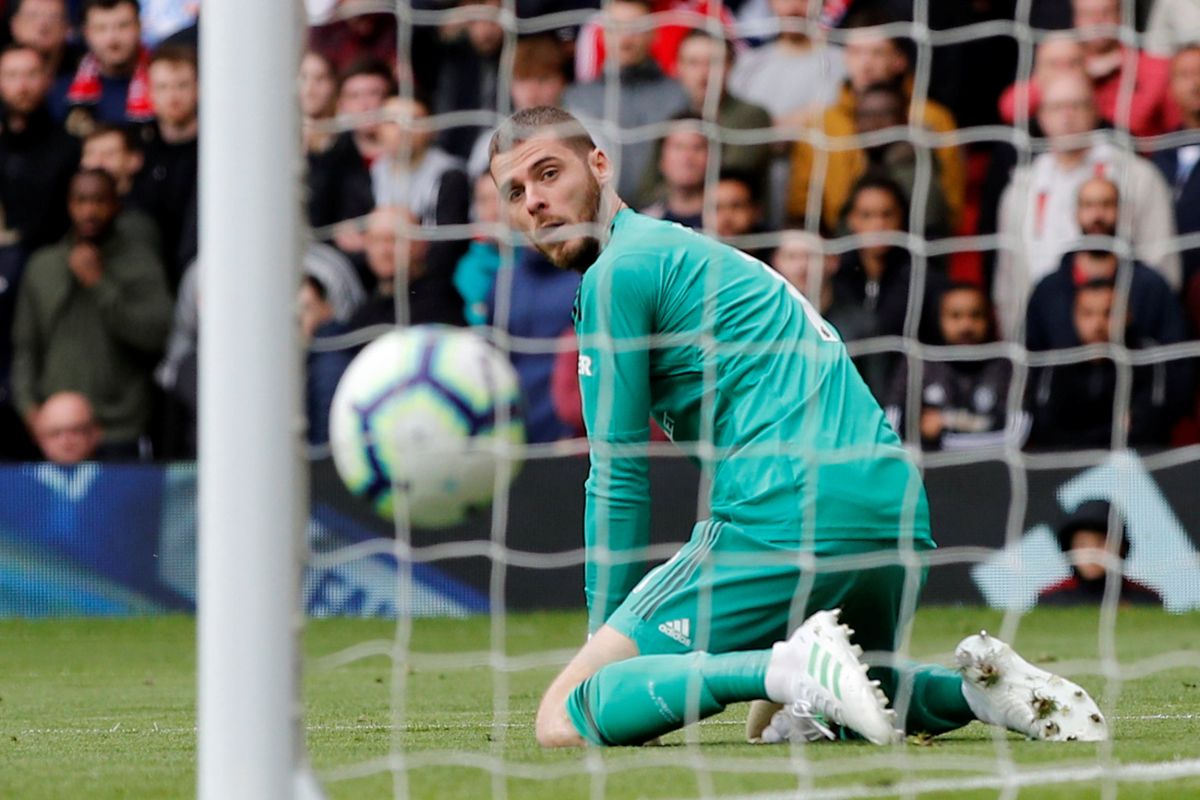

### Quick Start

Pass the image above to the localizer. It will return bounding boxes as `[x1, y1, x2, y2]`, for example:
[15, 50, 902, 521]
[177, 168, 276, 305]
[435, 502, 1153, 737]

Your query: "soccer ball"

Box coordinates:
[328, 326, 525, 528]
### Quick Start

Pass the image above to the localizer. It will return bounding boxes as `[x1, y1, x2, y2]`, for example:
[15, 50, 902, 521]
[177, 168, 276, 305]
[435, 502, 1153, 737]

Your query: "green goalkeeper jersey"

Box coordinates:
[574, 209, 935, 631]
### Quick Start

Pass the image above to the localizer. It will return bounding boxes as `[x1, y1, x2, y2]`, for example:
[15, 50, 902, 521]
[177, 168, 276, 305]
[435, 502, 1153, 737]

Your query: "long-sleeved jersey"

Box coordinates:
[574, 209, 935, 631]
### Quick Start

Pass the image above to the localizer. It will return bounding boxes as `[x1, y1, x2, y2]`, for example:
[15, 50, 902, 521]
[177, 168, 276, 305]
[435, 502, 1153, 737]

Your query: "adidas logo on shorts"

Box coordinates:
[658, 618, 692, 647]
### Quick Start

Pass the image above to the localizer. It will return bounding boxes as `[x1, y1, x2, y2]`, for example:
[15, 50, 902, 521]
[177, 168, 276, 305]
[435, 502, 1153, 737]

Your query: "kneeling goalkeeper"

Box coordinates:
[488, 107, 1107, 748]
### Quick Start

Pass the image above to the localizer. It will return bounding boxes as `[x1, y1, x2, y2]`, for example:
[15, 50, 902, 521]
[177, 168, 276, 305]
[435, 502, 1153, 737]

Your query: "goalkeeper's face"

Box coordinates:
[492, 134, 609, 272]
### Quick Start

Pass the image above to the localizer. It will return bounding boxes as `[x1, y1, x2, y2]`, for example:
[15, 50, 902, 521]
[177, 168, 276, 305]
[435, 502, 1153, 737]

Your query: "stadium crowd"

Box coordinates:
[1, 0, 1200, 464]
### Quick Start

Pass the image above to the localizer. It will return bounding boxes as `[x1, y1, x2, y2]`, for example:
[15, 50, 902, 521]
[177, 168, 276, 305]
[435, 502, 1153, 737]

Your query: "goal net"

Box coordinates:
[278, 0, 1200, 797]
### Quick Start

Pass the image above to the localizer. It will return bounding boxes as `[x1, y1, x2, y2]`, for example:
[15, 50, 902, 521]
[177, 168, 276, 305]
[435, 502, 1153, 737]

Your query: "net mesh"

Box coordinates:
[304, 0, 1200, 796]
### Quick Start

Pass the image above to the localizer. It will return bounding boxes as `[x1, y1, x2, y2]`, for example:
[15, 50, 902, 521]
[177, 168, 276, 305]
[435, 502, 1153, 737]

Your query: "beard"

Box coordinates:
[1082, 221, 1116, 258]
[534, 174, 603, 273]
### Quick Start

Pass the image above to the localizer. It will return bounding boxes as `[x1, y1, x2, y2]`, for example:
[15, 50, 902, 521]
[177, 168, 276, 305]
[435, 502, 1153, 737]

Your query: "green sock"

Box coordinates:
[565, 651, 771, 746]
[885, 665, 975, 736]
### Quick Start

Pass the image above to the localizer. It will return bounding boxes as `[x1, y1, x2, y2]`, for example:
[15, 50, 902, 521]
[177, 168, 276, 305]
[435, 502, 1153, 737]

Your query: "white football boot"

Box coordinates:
[763, 609, 903, 745]
[955, 630, 1108, 742]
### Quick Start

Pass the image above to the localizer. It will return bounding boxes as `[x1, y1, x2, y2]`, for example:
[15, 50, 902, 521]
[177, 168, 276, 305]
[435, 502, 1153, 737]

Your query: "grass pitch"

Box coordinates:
[2, 607, 1199, 799]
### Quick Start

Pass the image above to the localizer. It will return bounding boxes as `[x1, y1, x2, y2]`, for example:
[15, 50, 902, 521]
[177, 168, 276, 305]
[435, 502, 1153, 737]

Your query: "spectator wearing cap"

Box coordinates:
[994, 73, 1179, 340]
[64, 0, 153, 133]
[563, 0, 690, 206]
[12, 168, 171, 458]
[1039, 500, 1162, 607]
[785, 8, 964, 234]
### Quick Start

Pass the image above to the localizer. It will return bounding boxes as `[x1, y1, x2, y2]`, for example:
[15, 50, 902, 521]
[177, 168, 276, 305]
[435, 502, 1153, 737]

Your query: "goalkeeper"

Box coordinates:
[488, 107, 1107, 748]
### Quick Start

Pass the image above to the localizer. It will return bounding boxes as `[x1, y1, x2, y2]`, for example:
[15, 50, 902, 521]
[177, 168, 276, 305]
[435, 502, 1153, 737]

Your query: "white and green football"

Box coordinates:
[328, 326, 525, 528]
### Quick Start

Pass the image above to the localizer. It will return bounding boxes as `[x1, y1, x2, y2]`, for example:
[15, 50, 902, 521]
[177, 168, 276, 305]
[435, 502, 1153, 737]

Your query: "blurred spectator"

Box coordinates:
[341, 205, 465, 330]
[1039, 500, 1162, 606]
[785, 8, 964, 233]
[884, 284, 1018, 451]
[372, 94, 471, 313]
[10, 0, 80, 99]
[80, 123, 160, 246]
[563, 0, 689, 206]
[466, 34, 568, 179]
[998, 34, 1086, 131]
[670, 29, 771, 185]
[550, 328, 584, 438]
[994, 73, 1180, 340]
[1025, 176, 1188, 352]
[0, 43, 79, 252]
[300, 50, 338, 156]
[1075, 0, 1173, 136]
[1026, 279, 1192, 450]
[832, 174, 946, 397]
[300, 266, 365, 447]
[573, 0, 737, 84]
[1145, 0, 1200, 57]
[708, 169, 767, 260]
[157, 243, 365, 455]
[999, 9, 1175, 139]
[850, 81, 951, 236]
[454, 172, 502, 325]
[1152, 44, 1200, 292]
[307, 57, 396, 255]
[371, 95, 468, 226]
[138, 42, 198, 286]
[65, 0, 152, 132]
[307, 4, 396, 74]
[489, 248, 580, 443]
[32, 389, 102, 462]
[11, 169, 171, 457]
[641, 113, 708, 229]
[770, 229, 872, 342]
[139, 0, 198, 48]
[430, 0, 503, 160]
[728, 0, 846, 123]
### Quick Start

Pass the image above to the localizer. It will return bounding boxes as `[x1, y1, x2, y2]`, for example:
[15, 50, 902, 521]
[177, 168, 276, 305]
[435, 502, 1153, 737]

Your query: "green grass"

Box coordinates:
[2, 607, 1199, 799]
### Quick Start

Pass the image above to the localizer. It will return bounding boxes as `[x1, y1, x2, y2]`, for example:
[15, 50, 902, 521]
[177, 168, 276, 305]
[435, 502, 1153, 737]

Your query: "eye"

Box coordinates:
[508, 187, 523, 202]
[542, 168, 557, 181]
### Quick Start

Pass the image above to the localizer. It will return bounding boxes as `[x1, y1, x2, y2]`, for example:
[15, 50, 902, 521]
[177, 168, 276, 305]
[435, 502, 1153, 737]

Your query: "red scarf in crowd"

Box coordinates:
[66, 46, 155, 122]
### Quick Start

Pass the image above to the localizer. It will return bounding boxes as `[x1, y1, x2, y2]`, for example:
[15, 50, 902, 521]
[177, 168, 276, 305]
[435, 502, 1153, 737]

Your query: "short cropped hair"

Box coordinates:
[513, 35, 568, 81]
[150, 43, 198, 73]
[82, 0, 139, 21]
[85, 122, 142, 153]
[338, 56, 399, 96]
[487, 106, 597, 166]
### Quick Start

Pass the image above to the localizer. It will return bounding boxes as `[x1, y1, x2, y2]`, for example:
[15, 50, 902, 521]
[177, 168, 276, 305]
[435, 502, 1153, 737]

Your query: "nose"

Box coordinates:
[524, 184, 547, 216]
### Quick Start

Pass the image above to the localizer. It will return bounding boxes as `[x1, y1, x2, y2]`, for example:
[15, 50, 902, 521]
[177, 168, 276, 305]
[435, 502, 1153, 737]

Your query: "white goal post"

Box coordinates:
[196, 1, 311, 798]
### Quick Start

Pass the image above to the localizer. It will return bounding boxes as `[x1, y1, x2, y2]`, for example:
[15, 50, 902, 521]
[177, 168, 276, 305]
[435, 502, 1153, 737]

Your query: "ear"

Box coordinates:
[587, 147, 613, 185]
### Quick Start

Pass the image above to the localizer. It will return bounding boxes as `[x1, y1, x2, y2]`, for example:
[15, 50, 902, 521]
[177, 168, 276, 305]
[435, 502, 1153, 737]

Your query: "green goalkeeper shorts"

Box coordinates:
[605, 521, 934, 658]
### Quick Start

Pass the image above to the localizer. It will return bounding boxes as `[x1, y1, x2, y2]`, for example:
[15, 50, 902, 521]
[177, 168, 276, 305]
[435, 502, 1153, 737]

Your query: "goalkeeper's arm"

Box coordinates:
[577, 256, 656, 633]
